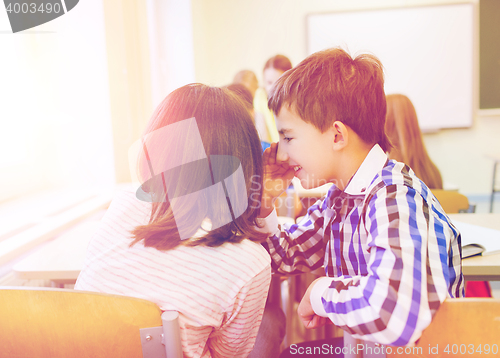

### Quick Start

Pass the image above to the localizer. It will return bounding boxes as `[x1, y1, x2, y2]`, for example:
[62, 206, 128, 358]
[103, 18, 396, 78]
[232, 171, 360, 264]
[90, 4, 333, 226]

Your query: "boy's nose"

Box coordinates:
[276, 142, 289, 162]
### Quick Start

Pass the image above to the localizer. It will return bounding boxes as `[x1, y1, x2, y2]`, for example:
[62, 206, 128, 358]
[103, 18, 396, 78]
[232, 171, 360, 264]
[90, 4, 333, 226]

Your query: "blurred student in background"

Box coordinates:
[225, 83, 255, 118]
[225, 83, 273, 153]
[385, 93, 443, 189]
[254, 55, 292, 144]
[233, 70, 259, 99]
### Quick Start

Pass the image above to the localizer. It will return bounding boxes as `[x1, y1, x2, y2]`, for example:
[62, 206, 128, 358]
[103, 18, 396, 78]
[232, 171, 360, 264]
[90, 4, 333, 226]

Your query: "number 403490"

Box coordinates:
[5, 2, 62, 14]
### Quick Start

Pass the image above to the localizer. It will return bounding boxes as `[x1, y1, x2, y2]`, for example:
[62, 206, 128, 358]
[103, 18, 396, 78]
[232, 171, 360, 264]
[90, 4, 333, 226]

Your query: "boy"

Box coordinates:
[258, 48, 464, 347]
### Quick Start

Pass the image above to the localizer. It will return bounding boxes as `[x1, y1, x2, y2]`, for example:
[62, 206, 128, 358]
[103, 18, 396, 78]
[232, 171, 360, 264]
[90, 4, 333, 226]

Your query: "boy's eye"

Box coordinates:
[283, 136, 293, 143]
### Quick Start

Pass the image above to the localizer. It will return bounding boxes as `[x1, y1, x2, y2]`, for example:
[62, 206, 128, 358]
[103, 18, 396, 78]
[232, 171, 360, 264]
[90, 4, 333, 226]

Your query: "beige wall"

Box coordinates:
[191, 0, 499, 195]
[423, 112, 500, 195]
[103, 0, 153, 183]
[191, 0, 474, 85]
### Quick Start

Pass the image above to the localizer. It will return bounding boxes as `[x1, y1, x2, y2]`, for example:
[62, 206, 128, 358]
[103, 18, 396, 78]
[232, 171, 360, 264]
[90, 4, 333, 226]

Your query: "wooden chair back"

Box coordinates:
[0, 287, 182, 358]
[431, 189, 470, 213]
[387, 298, 500, 357]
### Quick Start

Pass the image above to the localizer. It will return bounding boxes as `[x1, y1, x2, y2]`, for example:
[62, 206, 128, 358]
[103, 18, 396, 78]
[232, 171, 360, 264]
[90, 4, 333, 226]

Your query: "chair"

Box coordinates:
[431, 189, 474, 214]
[280, 298, 500, 357]
[0, 287, 182, 358]
[387, 298, 500, 357]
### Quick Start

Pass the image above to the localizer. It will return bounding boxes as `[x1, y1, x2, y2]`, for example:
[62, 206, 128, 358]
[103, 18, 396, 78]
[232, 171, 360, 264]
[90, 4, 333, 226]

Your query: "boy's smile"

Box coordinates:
[275, 106, 338, 189]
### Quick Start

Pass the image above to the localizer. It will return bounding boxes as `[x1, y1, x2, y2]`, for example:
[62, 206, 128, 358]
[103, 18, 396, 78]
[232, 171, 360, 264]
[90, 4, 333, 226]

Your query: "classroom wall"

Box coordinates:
[423, 113, 500, 196]
[191, 0, 500, 196]
[479, 0, 500, 109]
[103, 0, 152, 183]
[191, 0, 476, 85]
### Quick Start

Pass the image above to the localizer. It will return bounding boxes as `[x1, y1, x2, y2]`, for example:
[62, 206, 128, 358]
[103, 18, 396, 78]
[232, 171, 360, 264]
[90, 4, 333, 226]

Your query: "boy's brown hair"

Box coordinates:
[268, 48, 391, 152]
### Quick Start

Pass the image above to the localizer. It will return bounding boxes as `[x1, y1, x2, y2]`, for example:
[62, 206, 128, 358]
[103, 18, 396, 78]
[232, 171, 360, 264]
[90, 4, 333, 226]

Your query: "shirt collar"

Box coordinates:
[344, 144, 388, 195]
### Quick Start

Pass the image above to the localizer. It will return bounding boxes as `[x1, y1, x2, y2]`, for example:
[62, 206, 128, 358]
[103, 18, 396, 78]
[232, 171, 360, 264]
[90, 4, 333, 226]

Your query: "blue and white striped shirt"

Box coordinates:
[262, 144, 464, 346]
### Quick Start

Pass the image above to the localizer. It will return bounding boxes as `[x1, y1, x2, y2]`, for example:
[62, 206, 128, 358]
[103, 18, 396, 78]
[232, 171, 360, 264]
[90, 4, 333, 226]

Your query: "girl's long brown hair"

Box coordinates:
[130, 84, 267, 250]
[385, 94, 443, 189]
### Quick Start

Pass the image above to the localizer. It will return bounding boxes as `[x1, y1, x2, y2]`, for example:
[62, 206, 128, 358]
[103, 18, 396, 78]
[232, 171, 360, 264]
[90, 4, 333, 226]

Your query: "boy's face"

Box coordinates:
[275, 106, 337, 189]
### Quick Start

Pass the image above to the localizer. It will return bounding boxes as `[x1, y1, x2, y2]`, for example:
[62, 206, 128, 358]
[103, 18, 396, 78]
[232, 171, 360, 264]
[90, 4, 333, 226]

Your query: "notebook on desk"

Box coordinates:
[453, 220, 500, 258]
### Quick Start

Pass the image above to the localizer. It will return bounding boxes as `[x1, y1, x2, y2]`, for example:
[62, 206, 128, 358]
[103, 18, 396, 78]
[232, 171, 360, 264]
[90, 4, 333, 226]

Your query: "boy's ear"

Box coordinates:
[331, 121, 348, 151]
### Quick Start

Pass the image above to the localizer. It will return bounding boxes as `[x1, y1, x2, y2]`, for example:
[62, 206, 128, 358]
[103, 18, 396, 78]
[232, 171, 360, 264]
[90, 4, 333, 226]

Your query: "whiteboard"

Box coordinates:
[307, 4, 475, 131]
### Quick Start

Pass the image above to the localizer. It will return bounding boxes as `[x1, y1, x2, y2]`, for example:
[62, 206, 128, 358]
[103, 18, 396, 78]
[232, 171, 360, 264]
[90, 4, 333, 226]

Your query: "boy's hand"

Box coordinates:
[297, 278, 332, 329]
[259, 142, 295, 217]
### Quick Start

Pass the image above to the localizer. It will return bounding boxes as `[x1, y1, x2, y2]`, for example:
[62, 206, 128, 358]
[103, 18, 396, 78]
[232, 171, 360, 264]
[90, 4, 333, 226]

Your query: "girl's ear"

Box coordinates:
[331, 121, 348, 151]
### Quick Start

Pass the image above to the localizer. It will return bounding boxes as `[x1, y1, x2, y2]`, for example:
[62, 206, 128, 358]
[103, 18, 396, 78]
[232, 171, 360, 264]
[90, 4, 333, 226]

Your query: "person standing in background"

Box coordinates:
[254, 55, 292, 144]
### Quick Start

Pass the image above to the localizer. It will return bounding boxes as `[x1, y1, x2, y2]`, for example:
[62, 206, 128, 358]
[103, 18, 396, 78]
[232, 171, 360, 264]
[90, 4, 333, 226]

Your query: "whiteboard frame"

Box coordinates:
[305, 2, 479, 131]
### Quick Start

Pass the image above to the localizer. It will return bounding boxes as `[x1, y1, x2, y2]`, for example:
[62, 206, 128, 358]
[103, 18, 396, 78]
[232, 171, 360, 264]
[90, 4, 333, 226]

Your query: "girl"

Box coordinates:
[76, 84, 271, 357]
[385, 93, 443, 189]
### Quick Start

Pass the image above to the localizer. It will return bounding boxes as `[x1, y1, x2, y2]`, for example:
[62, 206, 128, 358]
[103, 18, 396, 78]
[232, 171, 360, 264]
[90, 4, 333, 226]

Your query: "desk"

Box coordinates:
[12, 214, 500, 286]
[448, 213, 500, 281]
[12, 221, 100, 286]
[12, 217, 294, 287]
